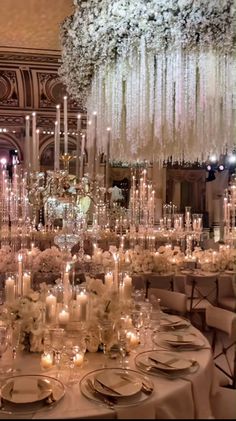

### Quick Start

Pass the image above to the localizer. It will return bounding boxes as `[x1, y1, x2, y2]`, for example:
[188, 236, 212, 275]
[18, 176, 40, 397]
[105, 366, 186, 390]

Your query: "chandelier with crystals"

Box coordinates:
[60, 0, 236, 164]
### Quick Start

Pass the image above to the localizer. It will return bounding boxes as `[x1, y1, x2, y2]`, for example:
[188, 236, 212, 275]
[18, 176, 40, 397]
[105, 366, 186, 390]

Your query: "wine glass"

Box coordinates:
[64, 332, 86, 385]
[8, 319, 22, 373]
[116, 318, 130, 370]
[0, 325, 10, 375]
[48, 328, 65, 375]
[98, 319, 115, 367]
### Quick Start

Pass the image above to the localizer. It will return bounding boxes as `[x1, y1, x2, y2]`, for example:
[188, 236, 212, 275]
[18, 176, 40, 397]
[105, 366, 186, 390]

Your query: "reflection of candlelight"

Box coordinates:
[73, 352, 84, 367]
[41, 352, 53, 369]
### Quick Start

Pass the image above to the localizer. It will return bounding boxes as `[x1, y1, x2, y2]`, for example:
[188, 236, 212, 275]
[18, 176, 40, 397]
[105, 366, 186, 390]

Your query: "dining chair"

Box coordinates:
[148, 288, 187, 316]
[145, 273, 174, 299]
[185, 273, 219, 330]
[217, 274, 236, 312]
[205, 305, 236, 389]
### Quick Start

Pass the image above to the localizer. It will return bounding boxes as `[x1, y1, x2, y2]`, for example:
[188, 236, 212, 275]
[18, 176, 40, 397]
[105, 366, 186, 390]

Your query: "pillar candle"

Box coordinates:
[22, 272, 31, 296]
[58, 308, 70, 325]
[63, 264, 70, 305]
[5, 276, 15, 303]
[123, 274, 132, 299]
[63, 96, 68, 154]
[104, 272, 113, 288]
[76, 291, 88, 321]
[45, 293, 57, 324]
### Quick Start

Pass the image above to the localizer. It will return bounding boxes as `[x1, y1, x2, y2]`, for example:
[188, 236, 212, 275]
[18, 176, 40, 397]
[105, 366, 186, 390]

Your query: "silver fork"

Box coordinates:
[86, 379, 116, 409]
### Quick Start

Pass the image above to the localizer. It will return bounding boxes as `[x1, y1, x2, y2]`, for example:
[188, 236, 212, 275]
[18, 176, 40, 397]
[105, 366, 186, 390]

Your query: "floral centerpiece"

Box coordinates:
[6, 284, 48, 353]
[84, 276, 133, 352]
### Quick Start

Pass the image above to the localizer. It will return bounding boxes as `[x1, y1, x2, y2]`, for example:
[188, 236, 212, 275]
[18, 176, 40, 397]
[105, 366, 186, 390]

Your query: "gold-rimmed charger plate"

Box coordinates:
[0, 374, 65, 413]
[135, 350, 199, 378]
[80, 367, 154, 407]
[94, 371, 142, 398]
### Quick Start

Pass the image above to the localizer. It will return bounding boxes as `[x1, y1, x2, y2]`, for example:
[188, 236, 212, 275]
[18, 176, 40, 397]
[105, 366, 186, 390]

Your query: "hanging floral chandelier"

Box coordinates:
[59, 0, 236, 164]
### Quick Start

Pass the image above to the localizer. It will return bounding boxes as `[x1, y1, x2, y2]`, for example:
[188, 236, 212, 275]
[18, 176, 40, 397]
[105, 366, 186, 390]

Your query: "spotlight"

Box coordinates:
[218, 164, 224, 171]
[206, 164, 212, 171]
[228, 154, 236, 164]
[209, 155, 217, 163]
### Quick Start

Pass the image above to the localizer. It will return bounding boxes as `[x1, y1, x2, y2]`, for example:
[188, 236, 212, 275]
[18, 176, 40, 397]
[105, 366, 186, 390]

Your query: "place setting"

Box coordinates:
[134, 350, 199, 379]
[80, 367, 154, 409]
[152, 331, 207, 351]
[0, 374, 65, 415]
[159, 314, 191, 331]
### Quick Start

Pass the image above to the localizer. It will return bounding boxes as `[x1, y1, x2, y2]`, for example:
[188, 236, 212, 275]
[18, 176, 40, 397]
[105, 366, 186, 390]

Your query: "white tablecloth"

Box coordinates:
[0, 324, 219, 419]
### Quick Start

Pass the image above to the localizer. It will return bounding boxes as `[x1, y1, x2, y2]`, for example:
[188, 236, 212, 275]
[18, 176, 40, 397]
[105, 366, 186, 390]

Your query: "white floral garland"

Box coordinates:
[60, 0, 235, 163]
[60, 0, 235, 104]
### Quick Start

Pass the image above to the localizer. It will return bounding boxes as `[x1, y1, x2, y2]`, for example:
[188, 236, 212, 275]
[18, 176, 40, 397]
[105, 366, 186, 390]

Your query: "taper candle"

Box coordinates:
[63, 96, 68, 154]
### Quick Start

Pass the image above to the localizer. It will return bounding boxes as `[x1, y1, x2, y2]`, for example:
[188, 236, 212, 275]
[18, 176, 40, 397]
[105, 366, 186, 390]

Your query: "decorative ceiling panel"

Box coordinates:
[0, 0, 73, 52]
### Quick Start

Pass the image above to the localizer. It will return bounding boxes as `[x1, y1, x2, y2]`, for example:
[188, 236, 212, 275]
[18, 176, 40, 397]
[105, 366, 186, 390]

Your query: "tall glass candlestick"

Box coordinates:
[64, 96, 68, 154]
[92, 111, 97, 180]
[54, 121, 59, 171]
[24, 115, 30, 172]
[80, 134, 85, 180]
[105, 127, 110, 192]
[32, 112, 36, 171]
[35, 129, 40, 172]
[76, 114, 81, 178]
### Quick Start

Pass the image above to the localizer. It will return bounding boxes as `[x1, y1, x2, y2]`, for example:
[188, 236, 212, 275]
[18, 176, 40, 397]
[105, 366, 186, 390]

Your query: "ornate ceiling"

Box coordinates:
[0, 0, 84, 162]
[0, 0, 73, 52]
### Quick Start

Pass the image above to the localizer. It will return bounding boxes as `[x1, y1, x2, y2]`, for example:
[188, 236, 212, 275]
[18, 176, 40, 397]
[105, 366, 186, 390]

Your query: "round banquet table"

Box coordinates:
[0, 320, 219, 420]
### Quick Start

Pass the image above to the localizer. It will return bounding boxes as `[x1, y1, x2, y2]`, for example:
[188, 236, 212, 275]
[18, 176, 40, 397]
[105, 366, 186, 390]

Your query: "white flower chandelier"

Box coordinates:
[60, 0, 236, 163]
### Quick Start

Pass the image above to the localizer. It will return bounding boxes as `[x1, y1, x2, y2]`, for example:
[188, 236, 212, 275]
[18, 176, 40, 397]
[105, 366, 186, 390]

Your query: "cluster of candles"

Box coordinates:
[4, 254, 31, 303]
[129, 169, 155, 227]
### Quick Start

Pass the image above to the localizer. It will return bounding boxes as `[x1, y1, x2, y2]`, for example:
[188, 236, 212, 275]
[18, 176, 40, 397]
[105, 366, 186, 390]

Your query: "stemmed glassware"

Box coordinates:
[63, 332, 86, 386]
[8, 319, 22, 373]
[98, 318, 115, 368]
[0, 325, 10, 375]
[48, 327, 65, 376]
[116, 316, 130, 370]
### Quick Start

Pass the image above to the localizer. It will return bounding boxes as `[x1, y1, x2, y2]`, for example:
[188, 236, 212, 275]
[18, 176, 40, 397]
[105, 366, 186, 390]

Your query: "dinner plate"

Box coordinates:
[0, 374, 65, 409]
[135, 350, 194, 372]
[135, 350, 199, 378]
[80, 367, 154, 408]
[160, 315, 190, 330]
[154, 332, 205, 349]
[94, 371, 142, 397]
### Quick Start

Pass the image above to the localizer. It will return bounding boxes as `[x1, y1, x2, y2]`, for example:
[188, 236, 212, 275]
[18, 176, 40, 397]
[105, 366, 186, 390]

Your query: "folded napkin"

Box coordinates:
[148, 353, 191, 370]
[8, 378, 49, 404]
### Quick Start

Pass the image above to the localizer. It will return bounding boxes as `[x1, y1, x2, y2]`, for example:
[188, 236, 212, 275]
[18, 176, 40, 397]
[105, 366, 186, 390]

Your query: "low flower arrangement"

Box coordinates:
[6, 284, 48, 353]
[84, 276, 133, 353]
